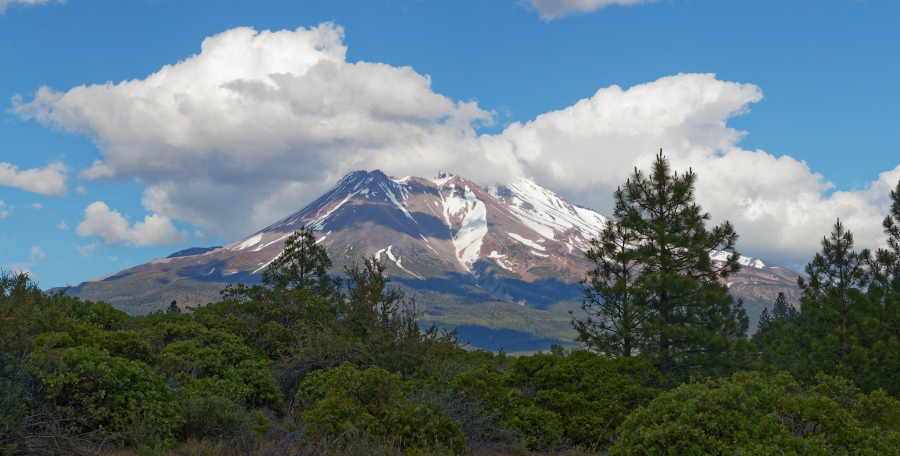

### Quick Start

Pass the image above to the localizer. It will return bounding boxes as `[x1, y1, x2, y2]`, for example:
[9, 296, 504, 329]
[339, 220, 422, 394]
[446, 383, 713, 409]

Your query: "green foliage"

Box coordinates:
[202, 228, 342, 360]
[27, 344, 182, 448]
[577, 218, 647, 358]
[280, 255, 463, 389]
[452, 350, 661, 450]
[753, 292, 804, 374]
[154, 324, 282, 410]
[336, 256, 462, 375]
[0, 271, 49, 451]
[611, 371, 900, 455]
[181, 395, 247, 440]
[262, 225, 340, 299]
[798, 219, 872, 373]
[757, 211, 900, 396]
[575, 151, 750, 376]
[295, 363, 467, 454]
[509, 351, 662, 448]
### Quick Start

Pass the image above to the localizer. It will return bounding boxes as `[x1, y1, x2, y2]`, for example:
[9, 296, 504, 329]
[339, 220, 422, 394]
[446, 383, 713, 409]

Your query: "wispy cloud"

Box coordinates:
[521, 0, 656, 20]
[30, 246, 46, 262]
[0, 200, 9, 219]
[0, 0, 64, 13]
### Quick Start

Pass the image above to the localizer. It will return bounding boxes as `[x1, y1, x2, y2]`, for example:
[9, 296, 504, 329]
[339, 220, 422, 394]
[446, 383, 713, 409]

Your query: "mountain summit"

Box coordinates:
[68, 170, 800, 349]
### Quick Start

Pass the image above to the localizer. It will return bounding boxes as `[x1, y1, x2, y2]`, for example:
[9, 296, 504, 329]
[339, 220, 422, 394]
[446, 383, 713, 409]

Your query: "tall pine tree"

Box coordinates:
[864, 181, 900, 395]
[797, 219, 871, 374]
[576, 207, 648, 358]
[575, 151, 749, 376]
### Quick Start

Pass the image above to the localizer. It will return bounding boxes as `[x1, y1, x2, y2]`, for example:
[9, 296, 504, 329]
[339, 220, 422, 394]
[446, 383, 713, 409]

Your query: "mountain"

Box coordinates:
[67, 170, 800, 351]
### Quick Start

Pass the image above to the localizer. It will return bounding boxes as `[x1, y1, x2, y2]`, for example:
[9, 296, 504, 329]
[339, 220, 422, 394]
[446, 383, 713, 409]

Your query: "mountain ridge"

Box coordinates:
[67, 169, 801, 350]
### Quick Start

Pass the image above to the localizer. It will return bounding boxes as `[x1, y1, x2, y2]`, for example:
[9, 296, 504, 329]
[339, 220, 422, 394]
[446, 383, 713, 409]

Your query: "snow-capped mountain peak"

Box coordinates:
[69, 169, 801, 330]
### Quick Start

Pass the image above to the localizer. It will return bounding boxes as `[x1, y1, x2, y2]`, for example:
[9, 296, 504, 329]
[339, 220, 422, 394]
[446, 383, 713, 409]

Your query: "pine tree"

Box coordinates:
[756, 308, 772, 334]
[575, 150, 749, 375]
[863, 181, 900, 395]
[263, 226, 340, 298]
[752, 292, 802, 374]
[771, 291, 799, 322]
[575, 207, 649, 358]
[798, 219, 871, 369]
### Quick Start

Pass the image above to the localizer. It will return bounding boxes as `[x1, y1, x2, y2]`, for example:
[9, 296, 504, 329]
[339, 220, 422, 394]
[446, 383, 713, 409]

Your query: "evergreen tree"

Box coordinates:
[215, 227, 340, 358]
[575, 151, 749, 376]
[771, 291, 799, 322]
[336, 257, 459, 375]
[864, 181, 900, 395]
[575, 210, 648, 358]
[752, 292, 803, 374]
[756, 307, 772, 334]
[798, 219, 871, 373]
[262, 226, 340, 298]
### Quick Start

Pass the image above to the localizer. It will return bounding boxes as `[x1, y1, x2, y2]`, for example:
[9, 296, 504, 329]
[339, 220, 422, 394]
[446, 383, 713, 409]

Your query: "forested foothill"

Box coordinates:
[2, 154, 900, 455]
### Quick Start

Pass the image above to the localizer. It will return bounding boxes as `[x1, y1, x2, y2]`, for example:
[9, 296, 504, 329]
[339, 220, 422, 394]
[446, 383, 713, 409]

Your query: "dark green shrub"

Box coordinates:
[295, 363, 467, 454]
[509, 350, 662, 448]
[181, 395, 245, 440]
[156, 326, 282, 411]
[27, 345, 182, 448]
[611, 371, 900, 455]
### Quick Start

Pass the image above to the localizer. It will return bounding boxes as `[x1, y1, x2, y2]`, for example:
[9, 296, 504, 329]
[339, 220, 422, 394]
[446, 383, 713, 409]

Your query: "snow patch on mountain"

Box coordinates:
[509, 233, 545, 251]
[386, 245, 422, 278]
[309, 191, 358, 231]
[431, 171, 455, 186]
[380, 182, 415, 222]
[232, 234, 262, 251]
[489, 177, 608, 244]
[711, 250, 767, 270]
[441, 183, 487, 271]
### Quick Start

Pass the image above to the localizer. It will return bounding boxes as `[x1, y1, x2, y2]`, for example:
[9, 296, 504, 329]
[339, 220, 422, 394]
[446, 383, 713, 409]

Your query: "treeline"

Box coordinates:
[1, 155, 899, 454]
[753, 217, 900, 396]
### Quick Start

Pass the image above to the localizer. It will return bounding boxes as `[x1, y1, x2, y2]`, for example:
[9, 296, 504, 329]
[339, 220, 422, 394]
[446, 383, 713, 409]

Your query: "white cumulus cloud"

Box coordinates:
[0, 161, 67, 196]
[75, 201, 187, 247]
[477, 73, 895, 268]
[15, 24, 495, 239]
[0, 200, 10, 219]
[522, 0, 656, 20]
[13, 23, 900, 267]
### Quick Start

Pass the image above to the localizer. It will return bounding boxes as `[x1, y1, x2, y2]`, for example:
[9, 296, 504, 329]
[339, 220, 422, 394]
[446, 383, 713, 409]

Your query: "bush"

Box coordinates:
[509, 350, 662, 448]
[611, 371, 900, 455]
[181, 395, 246, 440]
[155, 326, 282, 411]
[27, 345, 182, 448]
[295, 363, 467, 454]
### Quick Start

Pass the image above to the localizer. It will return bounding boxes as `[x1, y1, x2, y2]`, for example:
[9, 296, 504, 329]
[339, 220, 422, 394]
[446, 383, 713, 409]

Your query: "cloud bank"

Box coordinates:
[14, 23, 899, 268]
[523, 0, 656, 20]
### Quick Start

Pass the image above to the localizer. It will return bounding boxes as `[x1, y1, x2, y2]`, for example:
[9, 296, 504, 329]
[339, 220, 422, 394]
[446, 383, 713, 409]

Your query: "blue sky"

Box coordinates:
[2, 0, 899, 288]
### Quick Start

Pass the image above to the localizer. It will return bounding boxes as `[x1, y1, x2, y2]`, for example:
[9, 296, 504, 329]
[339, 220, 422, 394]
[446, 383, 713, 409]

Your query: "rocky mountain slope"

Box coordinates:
[68, 170, 800, 350]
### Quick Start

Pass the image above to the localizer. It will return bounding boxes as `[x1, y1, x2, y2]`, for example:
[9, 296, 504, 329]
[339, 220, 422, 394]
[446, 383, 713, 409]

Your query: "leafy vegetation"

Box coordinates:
[576, 151, 750, 377]
[2, 159, 900, 454]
